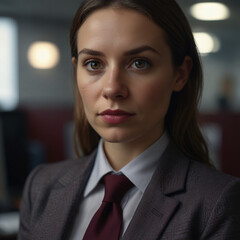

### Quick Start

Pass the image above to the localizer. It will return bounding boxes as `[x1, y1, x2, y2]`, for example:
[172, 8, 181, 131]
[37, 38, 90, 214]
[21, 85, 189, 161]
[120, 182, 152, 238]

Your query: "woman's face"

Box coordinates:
[73, 8, 188, 148]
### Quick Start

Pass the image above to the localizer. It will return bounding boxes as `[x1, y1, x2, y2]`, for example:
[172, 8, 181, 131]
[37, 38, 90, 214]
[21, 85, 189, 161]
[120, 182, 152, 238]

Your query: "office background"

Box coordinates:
[0, 0, 240, 238]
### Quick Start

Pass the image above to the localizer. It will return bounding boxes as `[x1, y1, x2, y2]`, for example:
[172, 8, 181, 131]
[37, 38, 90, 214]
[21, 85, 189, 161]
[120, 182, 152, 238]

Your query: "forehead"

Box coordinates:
[76, 7, 168, 52]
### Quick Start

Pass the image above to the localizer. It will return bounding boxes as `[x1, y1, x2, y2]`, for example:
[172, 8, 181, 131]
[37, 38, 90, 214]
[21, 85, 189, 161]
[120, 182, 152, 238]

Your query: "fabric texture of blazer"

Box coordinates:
[18, 141, 240, 240]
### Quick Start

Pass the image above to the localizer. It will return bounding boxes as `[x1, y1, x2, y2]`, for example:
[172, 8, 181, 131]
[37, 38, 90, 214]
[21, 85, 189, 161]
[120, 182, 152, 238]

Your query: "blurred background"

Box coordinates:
[0, 0, 240, 238]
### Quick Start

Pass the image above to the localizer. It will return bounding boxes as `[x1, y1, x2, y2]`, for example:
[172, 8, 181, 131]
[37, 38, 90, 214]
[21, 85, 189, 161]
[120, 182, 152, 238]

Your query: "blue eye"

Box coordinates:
[132, 59, 150, 70]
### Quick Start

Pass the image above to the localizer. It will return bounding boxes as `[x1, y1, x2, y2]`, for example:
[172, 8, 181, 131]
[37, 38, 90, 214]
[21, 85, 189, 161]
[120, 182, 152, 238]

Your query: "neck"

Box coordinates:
[103, 132, 164, 171]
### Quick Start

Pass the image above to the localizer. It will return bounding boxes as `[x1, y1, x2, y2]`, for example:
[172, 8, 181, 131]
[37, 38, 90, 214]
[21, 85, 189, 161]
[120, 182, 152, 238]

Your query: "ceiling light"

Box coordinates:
[28, 41, 60, 69]
[193, 32, 220, 55]
[190, 2, 230, 21]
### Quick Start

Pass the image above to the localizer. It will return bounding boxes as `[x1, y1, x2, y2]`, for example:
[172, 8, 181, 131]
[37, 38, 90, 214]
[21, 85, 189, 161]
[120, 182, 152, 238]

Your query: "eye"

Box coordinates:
[131, 59, 150, 70]
[84, 60, 103, 71]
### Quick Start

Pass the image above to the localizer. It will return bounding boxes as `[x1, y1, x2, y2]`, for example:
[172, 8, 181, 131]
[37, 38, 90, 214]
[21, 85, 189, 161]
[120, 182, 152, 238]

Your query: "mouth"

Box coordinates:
[98, 109, 135, 124]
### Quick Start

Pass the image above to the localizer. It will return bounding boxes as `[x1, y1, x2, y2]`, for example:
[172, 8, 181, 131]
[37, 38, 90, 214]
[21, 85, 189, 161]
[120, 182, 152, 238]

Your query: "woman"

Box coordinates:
[18, 0, 240, 239]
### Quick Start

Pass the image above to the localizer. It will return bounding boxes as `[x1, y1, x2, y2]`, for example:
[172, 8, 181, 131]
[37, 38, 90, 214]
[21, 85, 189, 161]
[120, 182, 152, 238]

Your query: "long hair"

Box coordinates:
[70, 0, 211, 165]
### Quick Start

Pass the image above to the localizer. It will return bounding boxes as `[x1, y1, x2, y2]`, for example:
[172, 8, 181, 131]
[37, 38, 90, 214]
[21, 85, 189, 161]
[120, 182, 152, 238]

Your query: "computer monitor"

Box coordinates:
[0, 111, 29, 211]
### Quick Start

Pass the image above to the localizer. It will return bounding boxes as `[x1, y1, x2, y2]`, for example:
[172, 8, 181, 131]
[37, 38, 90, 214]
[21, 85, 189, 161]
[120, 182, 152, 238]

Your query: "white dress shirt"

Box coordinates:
[70, 132, 169, 240]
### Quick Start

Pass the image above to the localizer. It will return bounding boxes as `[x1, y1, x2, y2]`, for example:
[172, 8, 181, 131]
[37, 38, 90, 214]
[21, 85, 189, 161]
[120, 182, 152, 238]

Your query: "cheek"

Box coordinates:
[78, 86, 96, 124]
[77, 82, 94, 112]
[78, 86, 87, 100]
[77, 69, 103, 100]
[136, 79, 173, 110]
[77, 72, 97, 105]
[77, 79, 102, 119]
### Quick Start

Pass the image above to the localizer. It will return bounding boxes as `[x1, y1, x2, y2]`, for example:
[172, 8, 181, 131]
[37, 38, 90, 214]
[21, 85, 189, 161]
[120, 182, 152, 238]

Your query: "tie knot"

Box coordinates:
[103, 174, 133, 203]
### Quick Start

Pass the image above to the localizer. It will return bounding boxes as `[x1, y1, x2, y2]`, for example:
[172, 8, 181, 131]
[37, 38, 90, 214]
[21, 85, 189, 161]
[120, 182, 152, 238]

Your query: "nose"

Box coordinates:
[102, 68, 129, 100]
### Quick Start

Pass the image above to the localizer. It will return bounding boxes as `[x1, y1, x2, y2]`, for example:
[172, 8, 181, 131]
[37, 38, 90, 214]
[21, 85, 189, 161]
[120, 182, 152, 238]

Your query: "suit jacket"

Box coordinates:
[18, 142, 240, 240]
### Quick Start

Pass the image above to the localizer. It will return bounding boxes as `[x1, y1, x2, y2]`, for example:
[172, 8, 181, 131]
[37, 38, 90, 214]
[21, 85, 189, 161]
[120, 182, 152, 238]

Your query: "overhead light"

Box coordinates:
[28, 41, 60, 69]
[190, 2, 230, 21]
[193, 32, 220, 55]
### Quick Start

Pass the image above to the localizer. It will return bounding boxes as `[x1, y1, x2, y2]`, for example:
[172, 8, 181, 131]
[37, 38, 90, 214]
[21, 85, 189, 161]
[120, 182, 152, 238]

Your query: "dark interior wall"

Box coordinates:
[17, 17, 74, 108]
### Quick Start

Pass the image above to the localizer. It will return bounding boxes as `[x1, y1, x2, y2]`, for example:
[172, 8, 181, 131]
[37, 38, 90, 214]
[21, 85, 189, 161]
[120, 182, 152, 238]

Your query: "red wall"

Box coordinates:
[23, 107, 74, 163]
[201, 113, 240, 178]
[22, 107, 240, 178]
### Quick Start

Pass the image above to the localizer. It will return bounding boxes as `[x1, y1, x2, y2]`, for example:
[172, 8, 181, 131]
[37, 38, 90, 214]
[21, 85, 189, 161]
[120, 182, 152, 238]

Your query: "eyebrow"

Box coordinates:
[124, 45, 161, 56]
[78, 45, 161, 57]
[78, 48, 104, 57]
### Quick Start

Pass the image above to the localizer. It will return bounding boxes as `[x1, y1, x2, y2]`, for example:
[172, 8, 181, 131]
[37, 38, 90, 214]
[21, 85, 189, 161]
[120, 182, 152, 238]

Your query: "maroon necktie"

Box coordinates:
[83, 174, 133, 240]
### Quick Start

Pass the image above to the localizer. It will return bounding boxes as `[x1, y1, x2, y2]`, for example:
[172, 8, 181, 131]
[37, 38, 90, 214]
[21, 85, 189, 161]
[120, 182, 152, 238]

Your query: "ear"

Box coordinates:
[173, 56, 193, 92]
[72, 57, 77, 68]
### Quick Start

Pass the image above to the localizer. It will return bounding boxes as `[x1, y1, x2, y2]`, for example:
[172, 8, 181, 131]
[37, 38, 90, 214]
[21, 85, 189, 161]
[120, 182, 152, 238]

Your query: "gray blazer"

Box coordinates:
[18, 142, 240, 240]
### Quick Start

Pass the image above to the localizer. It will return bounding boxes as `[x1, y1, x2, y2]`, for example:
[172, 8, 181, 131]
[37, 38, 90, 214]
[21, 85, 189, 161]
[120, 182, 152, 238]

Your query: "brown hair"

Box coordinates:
[70, 0, 211, 165]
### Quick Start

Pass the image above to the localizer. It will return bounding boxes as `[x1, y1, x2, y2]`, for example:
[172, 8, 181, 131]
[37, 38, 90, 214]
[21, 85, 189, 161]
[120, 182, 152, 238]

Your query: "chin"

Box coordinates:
[101, 135, 131, 144]
[97, 129, 134, 144]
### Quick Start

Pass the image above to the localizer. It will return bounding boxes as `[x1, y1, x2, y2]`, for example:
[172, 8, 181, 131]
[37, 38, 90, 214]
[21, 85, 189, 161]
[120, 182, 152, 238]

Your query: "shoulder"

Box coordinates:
[188, 159, 240, 196]
[167, 140, 240, 195]
[165, 141, 240, 215]
[157, 141, 240, 199]
[187, 159, 240, 225]
[170, 152, 240, 237]
[186, 161, 240, 238]
[23, 150, 97, 198]
[18, 150, 97, 239]
[183, 157, 240, 208]
[31, 156, 89, 182]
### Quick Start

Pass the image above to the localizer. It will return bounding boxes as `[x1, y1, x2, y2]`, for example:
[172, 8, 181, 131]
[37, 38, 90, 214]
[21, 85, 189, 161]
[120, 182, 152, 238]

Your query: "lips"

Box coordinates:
[99, 109, 135, 124]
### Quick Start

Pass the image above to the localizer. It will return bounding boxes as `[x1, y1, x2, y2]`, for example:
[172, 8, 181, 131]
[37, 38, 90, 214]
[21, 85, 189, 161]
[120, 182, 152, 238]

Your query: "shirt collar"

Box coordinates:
[84, 132, 169, 197]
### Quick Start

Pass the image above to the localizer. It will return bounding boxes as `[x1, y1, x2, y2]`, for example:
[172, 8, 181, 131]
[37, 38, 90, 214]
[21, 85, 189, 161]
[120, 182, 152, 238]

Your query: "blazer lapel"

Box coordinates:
[33, 150, 97, 240]
[122, 142, 190, 240]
